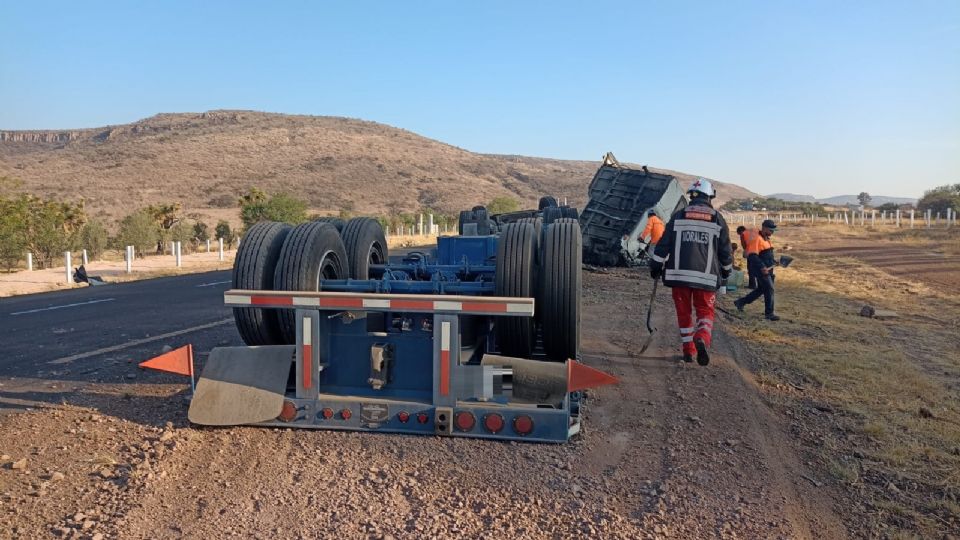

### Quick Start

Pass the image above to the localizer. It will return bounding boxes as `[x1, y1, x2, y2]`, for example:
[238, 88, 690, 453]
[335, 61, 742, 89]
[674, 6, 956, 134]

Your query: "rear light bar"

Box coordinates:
[224, 290, 534, 317]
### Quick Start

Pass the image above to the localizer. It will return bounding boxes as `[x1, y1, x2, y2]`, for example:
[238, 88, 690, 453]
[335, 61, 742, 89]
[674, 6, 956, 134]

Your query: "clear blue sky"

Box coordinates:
[2, 1, 957, 199]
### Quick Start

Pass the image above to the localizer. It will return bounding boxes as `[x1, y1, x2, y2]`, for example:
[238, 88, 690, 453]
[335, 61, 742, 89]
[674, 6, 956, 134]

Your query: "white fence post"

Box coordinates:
[218, 238, 224, 262]
[65, 252, 73, 284]
[175, 241, 182, 267]
[871, 210, 875, 226]
[126, 246, 133, 273]
[910, 209, 915, 228]
[26, 252, 33, 271]
[206, 239, 211, 253]
[896, 209, 901, 227]
[428, 214, 434, 235]
[82, 249, 88, 266]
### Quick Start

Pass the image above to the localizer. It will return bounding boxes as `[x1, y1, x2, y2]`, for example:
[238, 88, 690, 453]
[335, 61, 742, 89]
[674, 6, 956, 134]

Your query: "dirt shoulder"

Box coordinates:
[721, 223, 960, 537]
[0, 266, 846, 539]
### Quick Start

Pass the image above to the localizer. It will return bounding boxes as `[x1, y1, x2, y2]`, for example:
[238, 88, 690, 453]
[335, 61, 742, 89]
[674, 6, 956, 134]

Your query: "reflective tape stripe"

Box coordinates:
[433, 300, 463, 311]
[679, 327, 694, 333]
[224, 294, 251, 305]
[302, 316, 312, 390]
[293, 296, 321, 306]
[505, 302, 535, 315]
[363, 298, 391, 309]
[665, 269, 718, 286]
[439, 322, 451, 397]
[319, 297, 363, 308]
[674, 219, 721, 234]
[681, 336, 694, 343]
[650, 252, 666, 263]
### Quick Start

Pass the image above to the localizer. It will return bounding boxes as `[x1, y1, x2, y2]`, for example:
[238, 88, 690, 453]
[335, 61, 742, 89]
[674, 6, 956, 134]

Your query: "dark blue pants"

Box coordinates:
[739, 272, 775, 316]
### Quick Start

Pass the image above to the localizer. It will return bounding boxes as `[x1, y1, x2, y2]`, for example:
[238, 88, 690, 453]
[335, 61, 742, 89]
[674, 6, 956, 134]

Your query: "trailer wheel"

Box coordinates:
[542, 221, 582, 361]
[341, 217, 388, 279]
[495, 222, 537, 357]
[538, 196, 559, 210]
[542, 206, 563, 224]
[560, 206, 579, 220]
[313, 217, 346, 232]
[273, 221, 348, 344]
[232, 221, 292, 345]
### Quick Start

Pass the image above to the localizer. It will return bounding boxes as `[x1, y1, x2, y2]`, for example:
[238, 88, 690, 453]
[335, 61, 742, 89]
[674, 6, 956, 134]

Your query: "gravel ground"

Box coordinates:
[0, 269, 846, 539]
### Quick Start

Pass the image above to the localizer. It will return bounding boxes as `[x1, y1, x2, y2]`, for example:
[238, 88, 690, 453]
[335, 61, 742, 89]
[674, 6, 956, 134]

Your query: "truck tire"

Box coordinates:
[495, 222, 537, 357]
[517, 217, 544, 322]
[538, 196, 559, 210]
[341, 217, 388, 279]
[314, 217, 346, 232]
[542, 221, 582, 361]
[542, 206, 563, 224]
[273, 222, 348, 344]
[232, 221, 292, 346]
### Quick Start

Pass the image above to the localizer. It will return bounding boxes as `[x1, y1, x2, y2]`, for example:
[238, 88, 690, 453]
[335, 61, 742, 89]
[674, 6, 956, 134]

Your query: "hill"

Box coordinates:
[817, 194, 917, 207]
[767, 193, 818, 203]
[0, 111, 757, 224]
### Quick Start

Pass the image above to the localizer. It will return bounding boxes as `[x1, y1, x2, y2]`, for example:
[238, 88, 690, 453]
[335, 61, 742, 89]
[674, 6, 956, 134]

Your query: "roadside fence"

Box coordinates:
[725, 208, 958, 229]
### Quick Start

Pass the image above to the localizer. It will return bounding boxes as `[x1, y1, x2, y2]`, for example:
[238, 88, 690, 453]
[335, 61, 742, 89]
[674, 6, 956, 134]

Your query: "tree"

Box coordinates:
[487, 196, 520, 215]
[21, 196, 87, 269]
[917, 184, 960, 215]
[117, 210, 158, 257]
[80, 219, 109, 260]
[193, 221, 210, 243]
[239, 190, 308, 230]
[0, 196, 27, 271]
[215, 220, 234, 249]
[857, 192, 872, 207]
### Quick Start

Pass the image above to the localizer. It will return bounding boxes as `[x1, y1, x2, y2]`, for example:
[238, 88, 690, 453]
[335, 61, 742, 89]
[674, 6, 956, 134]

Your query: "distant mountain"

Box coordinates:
[817, 195, 917, 206]
[765, 193, 917, 206]
[767, 193, 817, 203]
[0, 110, 759, 225]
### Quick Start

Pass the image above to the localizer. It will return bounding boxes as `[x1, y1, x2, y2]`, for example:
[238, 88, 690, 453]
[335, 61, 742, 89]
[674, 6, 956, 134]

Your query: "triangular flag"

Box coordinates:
[139, 344, 194, 377]
[567, 359, 618, 392]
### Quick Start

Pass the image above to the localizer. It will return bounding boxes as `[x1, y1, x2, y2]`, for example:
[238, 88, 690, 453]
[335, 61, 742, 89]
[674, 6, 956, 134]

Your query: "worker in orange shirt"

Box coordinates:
[640, 209, 666, 257]
[736, 225, 757, 289]
[734, 219, 779, 320]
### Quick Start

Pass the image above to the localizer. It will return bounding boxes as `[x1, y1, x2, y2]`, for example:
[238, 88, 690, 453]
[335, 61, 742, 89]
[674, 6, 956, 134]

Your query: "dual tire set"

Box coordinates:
[495, 218, 582, 362]
[232, 218, 387, 346]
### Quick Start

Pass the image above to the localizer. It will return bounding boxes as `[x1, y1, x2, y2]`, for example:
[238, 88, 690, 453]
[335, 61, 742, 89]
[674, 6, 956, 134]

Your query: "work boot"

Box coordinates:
[682, 353, 694, 363]
[765, 314, 780, 321]
[694, 338, 710, 366]
[734, 299, 745, 312]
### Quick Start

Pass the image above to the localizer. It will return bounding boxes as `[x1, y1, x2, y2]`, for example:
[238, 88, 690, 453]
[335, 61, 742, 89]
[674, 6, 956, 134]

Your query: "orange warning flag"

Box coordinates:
[139, 344, 194, 377]
[567, 359, 618, 392]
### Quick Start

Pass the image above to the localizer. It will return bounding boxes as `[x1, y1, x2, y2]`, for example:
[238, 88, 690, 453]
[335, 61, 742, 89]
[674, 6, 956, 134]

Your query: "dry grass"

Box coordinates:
[722, 223, 960, 536]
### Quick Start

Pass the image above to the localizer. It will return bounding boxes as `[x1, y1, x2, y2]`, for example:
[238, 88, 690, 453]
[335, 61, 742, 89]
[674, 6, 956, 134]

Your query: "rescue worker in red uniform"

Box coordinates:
[734, 219, 780, 320]
[649, 179, 733, 365]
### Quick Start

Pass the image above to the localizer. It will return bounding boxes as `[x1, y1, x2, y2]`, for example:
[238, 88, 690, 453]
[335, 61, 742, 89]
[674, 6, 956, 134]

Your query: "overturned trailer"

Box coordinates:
[579, 153, 688, 266]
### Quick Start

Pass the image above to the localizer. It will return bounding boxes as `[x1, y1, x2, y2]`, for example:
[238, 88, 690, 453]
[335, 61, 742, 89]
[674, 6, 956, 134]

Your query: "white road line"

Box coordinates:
[10, 298, 116, 316]
[48, 318, 233, 365]
[195, 280, 232, 288]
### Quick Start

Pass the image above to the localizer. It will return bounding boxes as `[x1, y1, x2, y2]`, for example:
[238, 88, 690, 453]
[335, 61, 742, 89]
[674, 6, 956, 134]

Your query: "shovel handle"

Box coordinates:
[645, 280, 658, 333]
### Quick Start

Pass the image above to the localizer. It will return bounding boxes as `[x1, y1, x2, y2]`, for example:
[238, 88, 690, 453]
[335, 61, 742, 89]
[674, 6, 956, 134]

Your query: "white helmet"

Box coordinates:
[688, 177, 715, 198]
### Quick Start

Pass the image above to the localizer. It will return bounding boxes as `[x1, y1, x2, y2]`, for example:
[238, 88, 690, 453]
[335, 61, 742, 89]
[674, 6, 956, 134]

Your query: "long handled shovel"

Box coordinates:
[639, 279, 659, 354]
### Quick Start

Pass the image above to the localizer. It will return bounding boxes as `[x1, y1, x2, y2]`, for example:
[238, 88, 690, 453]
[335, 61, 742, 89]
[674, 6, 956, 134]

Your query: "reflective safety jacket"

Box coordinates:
[640, 215, 666, 244]
[651, 201, 733, 291]
[744, 228, 776, 270]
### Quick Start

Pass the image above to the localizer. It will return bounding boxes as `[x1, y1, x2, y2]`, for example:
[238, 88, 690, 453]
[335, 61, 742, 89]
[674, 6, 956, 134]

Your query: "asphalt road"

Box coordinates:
[0, 270, 239, 381]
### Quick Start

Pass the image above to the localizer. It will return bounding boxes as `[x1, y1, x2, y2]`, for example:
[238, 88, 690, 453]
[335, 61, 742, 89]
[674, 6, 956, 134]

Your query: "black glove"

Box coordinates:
[721, 268, 731, 279]
[650, 262, 663, 280]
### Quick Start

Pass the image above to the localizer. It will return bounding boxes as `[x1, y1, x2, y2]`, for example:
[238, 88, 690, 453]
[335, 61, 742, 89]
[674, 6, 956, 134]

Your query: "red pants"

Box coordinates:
[671, 287, 716, 355]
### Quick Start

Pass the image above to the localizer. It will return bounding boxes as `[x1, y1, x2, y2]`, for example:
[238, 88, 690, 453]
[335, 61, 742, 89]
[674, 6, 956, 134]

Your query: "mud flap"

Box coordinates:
[188, 345, 295, 426]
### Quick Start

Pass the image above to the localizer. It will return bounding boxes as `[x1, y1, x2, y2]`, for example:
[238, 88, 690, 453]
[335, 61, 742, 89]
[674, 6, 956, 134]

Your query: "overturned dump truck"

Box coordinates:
[579, 153, 688, 266]
[187, 207, 616, 443]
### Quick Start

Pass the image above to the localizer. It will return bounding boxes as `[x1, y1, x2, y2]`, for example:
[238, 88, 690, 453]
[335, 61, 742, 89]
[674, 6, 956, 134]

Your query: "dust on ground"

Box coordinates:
[0, 266, 847, 539]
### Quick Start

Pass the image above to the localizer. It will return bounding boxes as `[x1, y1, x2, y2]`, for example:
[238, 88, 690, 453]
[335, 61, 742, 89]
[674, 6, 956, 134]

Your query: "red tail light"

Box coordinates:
[340, 409, 352, 420]
[513, 415, 534, 436]
[397, 411, 410, 423]
[454, 411, 476, 432]
[483, 413, 504, 434]
[321, 408, 334, 419]
[416, 413, 429, 424]
[278, 401, 297, 422]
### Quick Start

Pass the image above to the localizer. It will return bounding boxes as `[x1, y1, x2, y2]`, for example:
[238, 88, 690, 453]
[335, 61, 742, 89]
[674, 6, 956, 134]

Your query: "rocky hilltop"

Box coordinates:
[0, 110, 756, 222]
